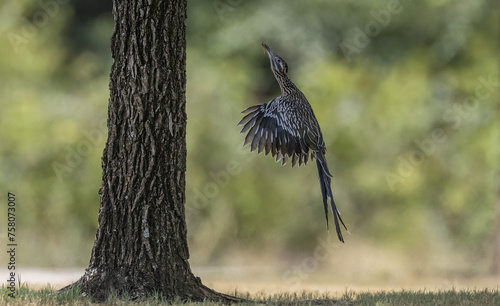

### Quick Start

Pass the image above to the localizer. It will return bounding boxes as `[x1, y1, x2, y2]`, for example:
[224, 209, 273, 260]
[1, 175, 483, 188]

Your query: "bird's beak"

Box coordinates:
[261, 42, 274, 59]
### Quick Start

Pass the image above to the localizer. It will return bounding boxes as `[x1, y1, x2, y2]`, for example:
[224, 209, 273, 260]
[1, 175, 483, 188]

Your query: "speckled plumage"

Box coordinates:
[238, 43, 348, 242]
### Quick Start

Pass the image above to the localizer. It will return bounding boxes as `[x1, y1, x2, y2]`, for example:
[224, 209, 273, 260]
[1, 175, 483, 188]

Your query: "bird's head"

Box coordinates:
[262, 42, 288, 74]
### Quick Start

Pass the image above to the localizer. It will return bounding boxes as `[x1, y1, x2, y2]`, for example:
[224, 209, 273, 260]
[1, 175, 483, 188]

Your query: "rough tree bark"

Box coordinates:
[65, 0, 238, 302]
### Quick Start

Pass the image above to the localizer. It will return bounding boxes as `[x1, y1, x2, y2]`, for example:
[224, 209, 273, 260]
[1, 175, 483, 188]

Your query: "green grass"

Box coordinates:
[353, 288, 500, 305]
[1, 285, 499, 305]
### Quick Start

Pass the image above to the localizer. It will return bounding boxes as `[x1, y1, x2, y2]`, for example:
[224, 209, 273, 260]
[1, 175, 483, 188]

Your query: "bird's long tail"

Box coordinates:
[316, 153, 348, 243]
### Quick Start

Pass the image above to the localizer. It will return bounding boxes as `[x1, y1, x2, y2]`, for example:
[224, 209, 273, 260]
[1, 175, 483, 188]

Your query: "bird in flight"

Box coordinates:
[238, 43, 348, 242]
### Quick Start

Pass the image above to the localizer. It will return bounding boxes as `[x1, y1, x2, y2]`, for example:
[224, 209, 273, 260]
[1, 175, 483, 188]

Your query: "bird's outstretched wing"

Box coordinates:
[238, 98, 318, 167]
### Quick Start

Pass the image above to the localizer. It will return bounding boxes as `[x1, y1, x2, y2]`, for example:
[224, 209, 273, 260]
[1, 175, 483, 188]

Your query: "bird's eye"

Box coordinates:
[276, 59, 286, 72]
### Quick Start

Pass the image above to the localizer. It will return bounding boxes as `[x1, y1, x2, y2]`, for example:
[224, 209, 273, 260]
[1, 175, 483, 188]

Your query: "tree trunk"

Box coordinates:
[66, 0, 238, 302]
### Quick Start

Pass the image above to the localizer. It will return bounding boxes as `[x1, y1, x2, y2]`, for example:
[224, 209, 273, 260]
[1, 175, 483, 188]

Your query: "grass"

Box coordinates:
[1, 284, 499, 305]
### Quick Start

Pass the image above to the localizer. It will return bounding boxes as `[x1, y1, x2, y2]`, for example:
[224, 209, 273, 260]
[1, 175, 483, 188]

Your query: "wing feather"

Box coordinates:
[238, 109, 259, 127]
[238, 97, 314, 167]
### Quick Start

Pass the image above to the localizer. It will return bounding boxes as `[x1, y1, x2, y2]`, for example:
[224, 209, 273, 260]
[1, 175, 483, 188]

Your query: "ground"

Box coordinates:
[1, 267, 499, 305]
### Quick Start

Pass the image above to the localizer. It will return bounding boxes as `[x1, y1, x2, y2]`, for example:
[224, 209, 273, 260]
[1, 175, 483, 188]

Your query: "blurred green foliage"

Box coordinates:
[0, 0, 499, 278]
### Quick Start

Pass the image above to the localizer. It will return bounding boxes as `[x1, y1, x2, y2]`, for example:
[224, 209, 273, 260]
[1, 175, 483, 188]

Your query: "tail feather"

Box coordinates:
[316, 156, 347, 243]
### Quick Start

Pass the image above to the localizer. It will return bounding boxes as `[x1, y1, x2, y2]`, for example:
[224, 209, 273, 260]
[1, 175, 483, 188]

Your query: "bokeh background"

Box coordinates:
[1, 0, 499, 289]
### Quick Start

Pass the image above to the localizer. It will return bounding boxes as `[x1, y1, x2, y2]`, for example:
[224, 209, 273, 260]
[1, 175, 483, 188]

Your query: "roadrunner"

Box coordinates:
[238, 43, 348, 242]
